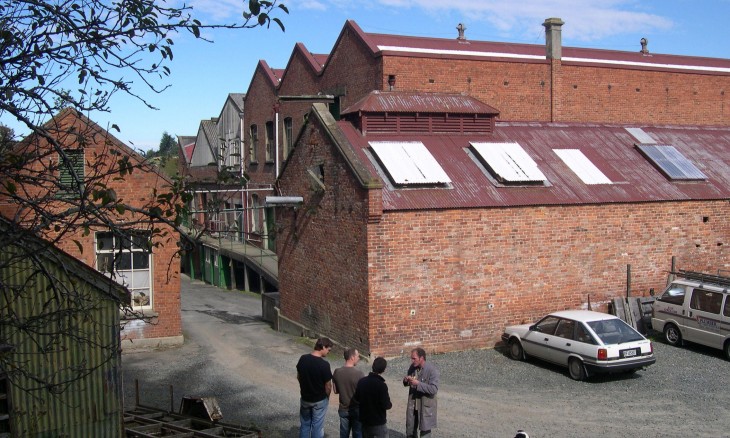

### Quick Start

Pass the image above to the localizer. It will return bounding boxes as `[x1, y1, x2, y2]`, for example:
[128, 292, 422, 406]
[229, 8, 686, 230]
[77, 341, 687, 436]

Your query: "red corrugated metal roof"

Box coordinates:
[336, 121, 730, 211]
[341, 90, 499, 115]
[184, 142, 195, 163]
[363, 29, 730, 73]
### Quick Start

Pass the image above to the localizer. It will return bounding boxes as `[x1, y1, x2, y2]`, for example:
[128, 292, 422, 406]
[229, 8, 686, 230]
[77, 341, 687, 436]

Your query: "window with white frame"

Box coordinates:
[96, 231, 152, 309]
[283, 117, 293, 159]
[251, 194, 264, 234]
[265, 121, 274, 162]
[249, 124, 258, 163]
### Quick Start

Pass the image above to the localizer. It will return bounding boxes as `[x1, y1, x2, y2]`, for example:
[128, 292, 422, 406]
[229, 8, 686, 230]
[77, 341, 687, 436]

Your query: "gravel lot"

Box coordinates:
[122, 277, 730, 437]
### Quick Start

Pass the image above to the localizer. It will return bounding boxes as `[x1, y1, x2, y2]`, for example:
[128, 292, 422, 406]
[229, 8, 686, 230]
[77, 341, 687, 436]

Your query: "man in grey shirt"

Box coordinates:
[333, 348, 364, 438]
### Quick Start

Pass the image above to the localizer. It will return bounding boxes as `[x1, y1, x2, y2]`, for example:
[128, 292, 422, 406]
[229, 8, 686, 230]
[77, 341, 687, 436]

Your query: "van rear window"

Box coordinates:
[658, 284, 686, 305]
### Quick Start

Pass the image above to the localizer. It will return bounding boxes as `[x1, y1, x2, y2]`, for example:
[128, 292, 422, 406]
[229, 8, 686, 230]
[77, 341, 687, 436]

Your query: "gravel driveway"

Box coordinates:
[122, 276, 730, 437]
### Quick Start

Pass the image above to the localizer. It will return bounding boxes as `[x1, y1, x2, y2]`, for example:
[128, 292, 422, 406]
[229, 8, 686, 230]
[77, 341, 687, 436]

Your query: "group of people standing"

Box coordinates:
[296, 337, 440, 438]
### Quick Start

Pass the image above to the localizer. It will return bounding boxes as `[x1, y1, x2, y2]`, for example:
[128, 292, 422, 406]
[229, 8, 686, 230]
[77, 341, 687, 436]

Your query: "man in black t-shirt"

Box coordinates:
[297, 337, 334, 438]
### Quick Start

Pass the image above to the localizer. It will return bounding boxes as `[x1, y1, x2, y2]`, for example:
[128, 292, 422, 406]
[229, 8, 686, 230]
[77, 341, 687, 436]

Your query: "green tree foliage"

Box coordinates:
[0, 124, 15, 150]
[0, 0, 287, 399]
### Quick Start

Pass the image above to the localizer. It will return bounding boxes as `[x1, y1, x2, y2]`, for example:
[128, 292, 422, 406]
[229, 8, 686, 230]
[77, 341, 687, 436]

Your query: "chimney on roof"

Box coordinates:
[542, 17, 564, 60]
[640, 37, 650, 55]
[456, 23, 467, 41]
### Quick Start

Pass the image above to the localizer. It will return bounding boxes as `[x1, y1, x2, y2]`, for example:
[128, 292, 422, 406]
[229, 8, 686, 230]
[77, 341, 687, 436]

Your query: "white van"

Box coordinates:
[652, 270, 730, 359]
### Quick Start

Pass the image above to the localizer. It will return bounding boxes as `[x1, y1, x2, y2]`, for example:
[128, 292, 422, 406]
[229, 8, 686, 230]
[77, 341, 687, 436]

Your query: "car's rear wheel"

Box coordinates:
[508, 339, 524, 361]
[568, 358, 586, 381]
[664, 323, 682, 347]
[724, 340, 730, 361]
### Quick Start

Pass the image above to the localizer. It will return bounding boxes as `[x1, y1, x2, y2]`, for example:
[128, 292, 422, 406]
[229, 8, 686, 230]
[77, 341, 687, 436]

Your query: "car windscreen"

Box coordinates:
[586, 319, 644, 345]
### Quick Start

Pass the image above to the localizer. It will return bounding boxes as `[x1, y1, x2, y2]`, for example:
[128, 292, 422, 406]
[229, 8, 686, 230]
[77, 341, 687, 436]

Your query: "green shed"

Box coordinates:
[0, 220, 129, 437]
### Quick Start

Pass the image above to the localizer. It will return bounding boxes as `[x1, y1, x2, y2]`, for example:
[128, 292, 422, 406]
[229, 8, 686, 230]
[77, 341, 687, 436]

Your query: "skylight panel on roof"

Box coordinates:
[369, 141, 451, 186]
[625, 128, 656, 144]
[470, 142, 546, 184]
[636, 144, 706, 181]
[553, 149, 612, 185]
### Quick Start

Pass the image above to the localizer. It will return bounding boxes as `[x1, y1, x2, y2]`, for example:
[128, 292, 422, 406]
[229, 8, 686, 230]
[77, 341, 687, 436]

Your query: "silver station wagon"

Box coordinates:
[502, 310, 656, 380]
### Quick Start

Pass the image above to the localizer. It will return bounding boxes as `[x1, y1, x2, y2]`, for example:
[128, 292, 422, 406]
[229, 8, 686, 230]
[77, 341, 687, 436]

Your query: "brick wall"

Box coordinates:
[378, 57, 730, 125]
[0, 110, 182, 341]
[277, 117, 371, 353]
[366, 201, 729, 356]
[276, 110, 729, 356]
[318, 25, 383, 110]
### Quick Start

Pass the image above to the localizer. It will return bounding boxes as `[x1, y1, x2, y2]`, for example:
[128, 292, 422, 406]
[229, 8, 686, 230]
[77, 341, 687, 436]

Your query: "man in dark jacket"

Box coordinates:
[403, 348, 439, 437]
[353, 357, 392, 438]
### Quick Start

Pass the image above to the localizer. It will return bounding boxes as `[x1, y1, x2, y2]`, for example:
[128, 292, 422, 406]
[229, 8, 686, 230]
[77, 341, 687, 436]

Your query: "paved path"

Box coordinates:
[122, 274, 404, 437]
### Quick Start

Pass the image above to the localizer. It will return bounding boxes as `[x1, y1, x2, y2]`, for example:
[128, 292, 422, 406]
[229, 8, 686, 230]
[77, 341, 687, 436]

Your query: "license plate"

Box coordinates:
[621, 348, 638, 358]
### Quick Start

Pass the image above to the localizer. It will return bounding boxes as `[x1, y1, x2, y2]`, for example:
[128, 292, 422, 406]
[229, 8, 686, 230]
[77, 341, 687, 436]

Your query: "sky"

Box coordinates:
[3, 0, 729, 152]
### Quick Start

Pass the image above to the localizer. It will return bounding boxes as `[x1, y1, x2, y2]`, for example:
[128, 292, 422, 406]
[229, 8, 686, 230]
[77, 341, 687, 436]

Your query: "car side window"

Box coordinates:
[534, 316, 560, 335]
[690, 289, 723, 314]
[658, 284, 686, 305]
[554, 319, 575, 339]
[575, 323, 596, 344]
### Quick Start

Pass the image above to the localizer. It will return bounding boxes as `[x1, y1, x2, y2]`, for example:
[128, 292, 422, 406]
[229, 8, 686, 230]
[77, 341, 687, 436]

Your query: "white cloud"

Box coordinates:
[379, 0, 673, 42]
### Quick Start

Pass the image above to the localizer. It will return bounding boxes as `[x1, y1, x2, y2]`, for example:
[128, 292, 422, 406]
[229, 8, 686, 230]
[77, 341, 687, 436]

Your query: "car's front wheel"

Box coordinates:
[508, 339, 524, 361]
[568, 357, 586, 381]
[663, 323, 682, 347]
[724, 340, 730, 361]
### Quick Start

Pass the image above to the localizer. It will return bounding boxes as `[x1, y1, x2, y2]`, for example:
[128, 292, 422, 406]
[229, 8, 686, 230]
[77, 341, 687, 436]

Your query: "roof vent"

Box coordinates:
[456, 23, 467, 41]
[640, 37, 650, 55]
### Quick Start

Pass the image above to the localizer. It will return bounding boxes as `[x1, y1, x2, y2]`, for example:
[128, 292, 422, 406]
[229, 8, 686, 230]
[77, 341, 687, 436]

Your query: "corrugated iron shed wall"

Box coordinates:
[1, 243, 124, 437]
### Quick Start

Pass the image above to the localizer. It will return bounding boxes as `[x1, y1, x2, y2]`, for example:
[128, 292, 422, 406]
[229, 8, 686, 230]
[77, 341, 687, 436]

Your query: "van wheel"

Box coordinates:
[663, 323, 682, 347]
[568, 358, 586, 381]
[724, 340, 730, 361]
[508, 339, 524, 361]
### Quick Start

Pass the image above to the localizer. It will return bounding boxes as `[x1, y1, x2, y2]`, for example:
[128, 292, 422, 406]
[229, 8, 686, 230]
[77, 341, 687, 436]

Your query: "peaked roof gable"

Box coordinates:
[277, 43, 328, 88]
[18, 108, 170, 183]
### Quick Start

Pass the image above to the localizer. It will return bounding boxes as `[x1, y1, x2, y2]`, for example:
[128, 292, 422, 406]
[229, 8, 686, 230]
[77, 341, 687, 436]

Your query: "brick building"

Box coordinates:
[0, 109, 183, 347]
[246, 18, 730, 356]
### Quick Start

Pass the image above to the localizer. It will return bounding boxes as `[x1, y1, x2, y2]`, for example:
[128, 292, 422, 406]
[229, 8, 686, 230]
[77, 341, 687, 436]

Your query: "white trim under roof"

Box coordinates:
[377, 45, 544, 61]
[470, 142, 546, 183]
[563, 57, 730, 74]
[369, 141, 451, 185]
[553, 149, 613, 185]
[376, 45, 730, 74]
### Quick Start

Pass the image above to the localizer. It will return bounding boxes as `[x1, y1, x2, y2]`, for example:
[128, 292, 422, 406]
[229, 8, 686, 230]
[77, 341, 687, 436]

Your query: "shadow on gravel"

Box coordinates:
[497, 345, 650, 383]
[193, 309, 263, 325]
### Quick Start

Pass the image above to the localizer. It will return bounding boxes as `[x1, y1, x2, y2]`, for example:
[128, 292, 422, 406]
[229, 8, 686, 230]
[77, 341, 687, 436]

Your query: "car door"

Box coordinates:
[685, 288, 725, 349]
[545, 318, 577, 365]
[523, 315, 560, 361]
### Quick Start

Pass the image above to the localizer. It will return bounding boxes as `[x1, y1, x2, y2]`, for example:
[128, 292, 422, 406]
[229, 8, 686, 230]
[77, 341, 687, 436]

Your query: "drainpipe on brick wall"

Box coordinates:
[543, 17, 564, 123]
[274, 102, 280, 178]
